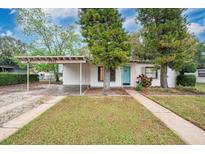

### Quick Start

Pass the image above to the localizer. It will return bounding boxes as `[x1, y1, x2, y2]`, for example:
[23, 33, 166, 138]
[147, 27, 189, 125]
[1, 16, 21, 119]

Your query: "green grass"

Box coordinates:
[195, 83, 205, 92]
[150, 95, 205, 130]
[1, 96, 184, 145]
[140, 87, 192, 95]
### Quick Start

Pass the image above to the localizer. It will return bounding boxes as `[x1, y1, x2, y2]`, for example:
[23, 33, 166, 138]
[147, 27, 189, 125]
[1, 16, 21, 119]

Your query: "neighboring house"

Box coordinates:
[0, 65, 15, 72]
[38, 71, 55, 80]
[0, 65, 26, 74]
[195, 68, 205, 83]
[194, 50, 205, 83]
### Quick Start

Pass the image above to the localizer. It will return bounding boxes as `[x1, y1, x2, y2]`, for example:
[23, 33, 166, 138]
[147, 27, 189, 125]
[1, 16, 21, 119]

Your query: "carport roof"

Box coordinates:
[16, 56, 87, 64]
[16, 55, 151, 64]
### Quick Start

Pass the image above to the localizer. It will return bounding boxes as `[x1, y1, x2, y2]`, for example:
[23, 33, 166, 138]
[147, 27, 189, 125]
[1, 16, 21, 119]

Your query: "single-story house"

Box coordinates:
[63, 61, 176, 88]
[17, 56, 177, 94]
[0, 65, 15, 72]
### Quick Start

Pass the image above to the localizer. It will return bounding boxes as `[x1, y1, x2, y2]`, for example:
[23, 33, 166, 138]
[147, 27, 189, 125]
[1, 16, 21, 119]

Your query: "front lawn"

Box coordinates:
[140, 87, 193, 95]
[195, 83, 205, 92]
[1, 96, 184, 144]
[140, 86, 205, 96]
[149, 95, 205, 130]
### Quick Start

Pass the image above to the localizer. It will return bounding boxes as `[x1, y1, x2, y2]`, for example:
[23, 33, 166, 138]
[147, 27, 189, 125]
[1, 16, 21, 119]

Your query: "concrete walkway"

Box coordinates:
[0, 96, 65, 142]
[126, 89, 205, 145]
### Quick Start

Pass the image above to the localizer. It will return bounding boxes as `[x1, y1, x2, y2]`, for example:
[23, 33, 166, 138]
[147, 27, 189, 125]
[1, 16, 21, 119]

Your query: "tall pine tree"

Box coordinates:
[79, 9, 130, 92]
[137, 9, 191, 88]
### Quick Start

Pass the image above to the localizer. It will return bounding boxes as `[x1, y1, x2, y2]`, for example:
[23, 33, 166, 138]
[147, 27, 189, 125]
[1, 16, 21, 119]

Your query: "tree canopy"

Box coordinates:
[0, 36, 26, 66]
[79, 9, 130, 69]
[17, 8, 82, 81]
[136, 8, 196, 88]
[79, 8, 130, 91]
[129, 30, 149, 60]
[195, 42, 205, 68]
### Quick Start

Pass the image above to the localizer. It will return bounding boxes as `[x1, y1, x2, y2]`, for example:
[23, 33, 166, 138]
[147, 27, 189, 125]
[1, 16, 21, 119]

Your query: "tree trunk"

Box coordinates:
[160, 64, 168, 88]
[103, 68, 110, 95]
[55, 73, 59, 82]
[54, 64, 60, 82]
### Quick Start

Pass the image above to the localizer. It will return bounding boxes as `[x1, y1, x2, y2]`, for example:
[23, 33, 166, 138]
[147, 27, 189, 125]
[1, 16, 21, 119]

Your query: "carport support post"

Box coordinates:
[27, 63, 29, 92]
[80, 63, 82, 95]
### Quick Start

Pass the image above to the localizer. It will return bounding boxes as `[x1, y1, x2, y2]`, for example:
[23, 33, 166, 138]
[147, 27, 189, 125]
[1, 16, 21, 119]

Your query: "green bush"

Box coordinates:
[0, 73, 39, 86]
[135, 83, 143, 91]
[176, 74, 196, 87]
[180, 62, 197, 74]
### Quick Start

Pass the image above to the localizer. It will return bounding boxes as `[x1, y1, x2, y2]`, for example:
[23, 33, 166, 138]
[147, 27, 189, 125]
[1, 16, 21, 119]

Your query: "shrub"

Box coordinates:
[135, 82, 143, 91]
[176, 74, 196, 87]
[0, 73, 39, 86]
[137, 74, 152, 88]
[180, 62, 197, 74]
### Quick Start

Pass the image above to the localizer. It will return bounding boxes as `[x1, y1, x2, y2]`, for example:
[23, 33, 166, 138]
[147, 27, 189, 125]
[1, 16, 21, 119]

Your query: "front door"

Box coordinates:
[122, 66, 130, 86]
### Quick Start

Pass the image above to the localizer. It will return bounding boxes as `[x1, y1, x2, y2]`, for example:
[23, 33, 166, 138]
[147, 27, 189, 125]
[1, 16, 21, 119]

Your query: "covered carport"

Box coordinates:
[16, 56, 87, 95]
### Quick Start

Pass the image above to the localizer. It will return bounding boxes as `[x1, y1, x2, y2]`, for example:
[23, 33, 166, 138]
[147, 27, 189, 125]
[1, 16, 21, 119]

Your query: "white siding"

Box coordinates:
[135, 64, 160, 87]
[62, 63, 177, 88]
[63, 63, 90, 85]
[135, 64, 176, 87]
[130, 63, 137, 87]
[186, 69, 205, 83]
[196, 69, 205, 83]
[197, 77, 205, 83]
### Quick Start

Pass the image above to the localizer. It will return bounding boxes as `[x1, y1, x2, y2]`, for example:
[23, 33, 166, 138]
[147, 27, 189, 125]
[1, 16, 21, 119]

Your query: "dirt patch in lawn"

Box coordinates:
[85, 88, 129, 96]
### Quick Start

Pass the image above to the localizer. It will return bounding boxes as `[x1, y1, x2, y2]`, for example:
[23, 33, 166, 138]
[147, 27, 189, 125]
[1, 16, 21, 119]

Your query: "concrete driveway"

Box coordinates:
[0, 84, 66, 141]
[28, 84, 87, 96]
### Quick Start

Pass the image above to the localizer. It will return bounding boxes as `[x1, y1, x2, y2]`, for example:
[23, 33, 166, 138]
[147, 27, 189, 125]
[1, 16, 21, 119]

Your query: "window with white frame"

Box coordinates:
[145, 67, 158, 79]
[198, 69, 205, 77]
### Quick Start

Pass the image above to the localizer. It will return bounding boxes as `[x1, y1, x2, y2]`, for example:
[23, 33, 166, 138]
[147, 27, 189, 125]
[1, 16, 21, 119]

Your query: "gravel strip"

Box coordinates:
[0, 93, 31, 108]
[0, 100, 43, 127]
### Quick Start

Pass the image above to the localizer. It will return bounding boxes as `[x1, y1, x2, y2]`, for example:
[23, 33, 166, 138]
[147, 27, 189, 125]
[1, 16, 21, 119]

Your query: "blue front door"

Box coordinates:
[122, 66, 130, 86]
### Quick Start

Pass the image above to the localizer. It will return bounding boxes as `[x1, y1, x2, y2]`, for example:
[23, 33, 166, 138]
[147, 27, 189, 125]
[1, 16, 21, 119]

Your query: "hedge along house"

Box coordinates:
[17, 56, 177, 95]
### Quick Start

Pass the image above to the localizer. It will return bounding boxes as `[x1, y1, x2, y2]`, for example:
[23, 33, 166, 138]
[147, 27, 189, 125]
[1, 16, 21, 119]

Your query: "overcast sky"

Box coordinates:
[0, 8, 205, 43]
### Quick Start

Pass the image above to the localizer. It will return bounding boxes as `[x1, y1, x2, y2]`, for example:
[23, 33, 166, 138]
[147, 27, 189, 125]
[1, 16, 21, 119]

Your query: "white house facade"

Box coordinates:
[63, 62, 177, 88]
[16, 56, 177, 94]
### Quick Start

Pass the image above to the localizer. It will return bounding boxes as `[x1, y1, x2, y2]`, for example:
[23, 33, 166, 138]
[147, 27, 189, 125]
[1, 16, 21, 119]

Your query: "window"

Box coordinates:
[198, 69, 205, 77]
[98, 67, 104, 81]
[110, 69, 116, 81]
[98, 66, 115, 81]
[145, 67, 158, 79]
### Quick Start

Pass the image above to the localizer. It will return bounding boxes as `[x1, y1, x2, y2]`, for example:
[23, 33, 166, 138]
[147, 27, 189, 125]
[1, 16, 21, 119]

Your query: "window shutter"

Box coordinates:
[98, 67, 100, 81]
[110, 69, 116, 81]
